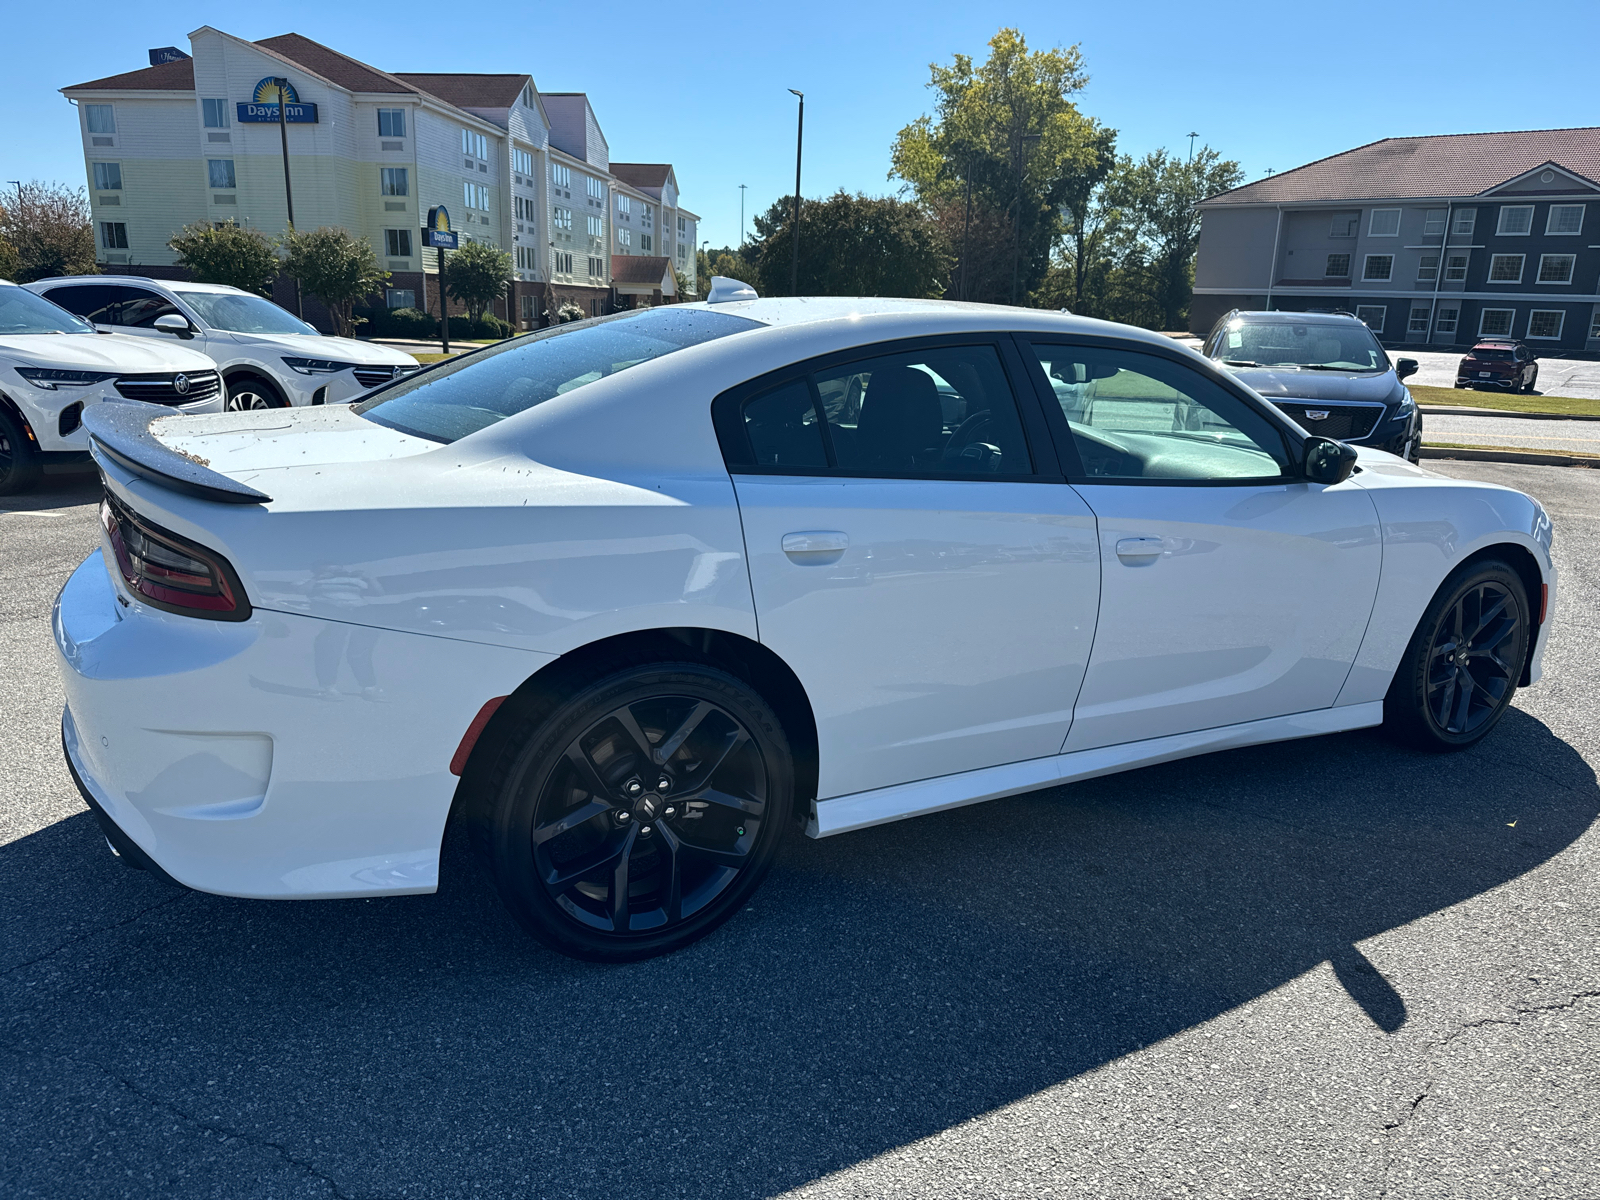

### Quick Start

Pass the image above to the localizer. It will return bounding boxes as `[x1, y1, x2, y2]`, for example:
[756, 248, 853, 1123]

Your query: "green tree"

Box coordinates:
[445, 239, 513, 325]
[890, 28, 1114, 304]
[0, 181, 95, 282]
[168, 221, 280, 294]
[0, 226, 19, 281]
[747, 191, 949, 298]
[699, 246, 759, 292]
[281, 226, 389, 337]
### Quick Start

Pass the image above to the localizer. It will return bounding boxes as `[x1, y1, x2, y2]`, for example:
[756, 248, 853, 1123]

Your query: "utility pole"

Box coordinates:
[788, 89, 803, 296]
[272, 77, 302, 318]
[1187, 131, 1199, 164]
[739, 183, 747, 248]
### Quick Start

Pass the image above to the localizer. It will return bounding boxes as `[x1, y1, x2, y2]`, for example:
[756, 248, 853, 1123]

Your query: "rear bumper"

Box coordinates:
[54, 548, 552, 899]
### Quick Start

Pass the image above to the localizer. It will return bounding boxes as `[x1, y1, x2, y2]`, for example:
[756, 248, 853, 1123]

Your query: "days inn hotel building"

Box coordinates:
[62, 27, 699, 326]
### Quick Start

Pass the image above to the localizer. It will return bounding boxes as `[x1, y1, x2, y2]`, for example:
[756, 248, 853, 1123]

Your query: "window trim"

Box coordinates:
[1526, 310, 1566, 340]
[1545, 204, 1585, 236]
[712, 334, 1061, 483]
[377, 108, 406, 139]
[1367, 208, 1401, 237]
[1496, 205, 1534, 236]
[1536, 253, 1576, 284]
[1361, 254, 1394, 282]
[92, 162, 122, 191]
[1452, 209, 1476, 236]
[1488, 253, 1525, 284]
[1355, 305, 1387, 333]
[1435, 305, 1460, 334]
[1325, 253, 1351, 278]
[1407, 305, 1431, 334]
[1478, 308, 1516, 338]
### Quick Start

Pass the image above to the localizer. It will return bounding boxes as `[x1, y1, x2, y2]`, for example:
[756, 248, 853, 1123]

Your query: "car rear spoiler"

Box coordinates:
[82, 403, 273, 506]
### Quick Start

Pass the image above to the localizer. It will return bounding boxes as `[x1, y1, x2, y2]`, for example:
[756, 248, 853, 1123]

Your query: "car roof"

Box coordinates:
[25, 275, 247, 295]
[1220, 310, 1366, 327]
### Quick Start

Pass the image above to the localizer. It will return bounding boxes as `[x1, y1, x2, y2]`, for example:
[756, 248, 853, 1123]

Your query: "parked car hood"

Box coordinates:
[0, 331, 216, 372]
[1223, 365, 1399, 404]
[213, 330, 418, 367]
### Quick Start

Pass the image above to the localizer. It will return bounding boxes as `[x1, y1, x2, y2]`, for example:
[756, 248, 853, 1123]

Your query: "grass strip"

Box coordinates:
[1410, 384, 1600, 417]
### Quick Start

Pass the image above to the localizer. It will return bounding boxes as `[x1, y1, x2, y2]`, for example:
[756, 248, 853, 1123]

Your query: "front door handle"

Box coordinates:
[1115, 537, 1163, 560]
[782, 531, 848, 558]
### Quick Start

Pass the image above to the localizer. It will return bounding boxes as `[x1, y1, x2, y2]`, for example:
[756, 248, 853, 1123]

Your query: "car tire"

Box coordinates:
[1383, 559, 1530, 752]
[224, 375, 285, 411]
[466, 661, 794, 962]
[0, 407, 44, 496]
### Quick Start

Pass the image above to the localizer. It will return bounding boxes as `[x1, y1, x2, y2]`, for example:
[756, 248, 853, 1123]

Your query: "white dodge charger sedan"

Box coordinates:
[55, 289, 1557, 961]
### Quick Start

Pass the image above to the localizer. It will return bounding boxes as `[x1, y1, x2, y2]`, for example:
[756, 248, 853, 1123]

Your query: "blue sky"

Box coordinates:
[6, 0, 1597, 250]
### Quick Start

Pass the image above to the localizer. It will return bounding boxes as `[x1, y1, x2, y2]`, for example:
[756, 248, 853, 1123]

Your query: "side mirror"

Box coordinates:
[153, 313, 193, 337]
[1304, 435, 1358, 485]
[1394, 357, 1418, 380]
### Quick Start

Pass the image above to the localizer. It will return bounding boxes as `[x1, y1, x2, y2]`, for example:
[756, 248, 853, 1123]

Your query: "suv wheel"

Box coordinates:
[224, 376, 284, 411]
[466, 662, 794, 962]
[0, 407, 44, 496]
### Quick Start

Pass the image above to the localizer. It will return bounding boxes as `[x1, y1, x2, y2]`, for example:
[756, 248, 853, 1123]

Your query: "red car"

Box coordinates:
[1455, 339, 1539, 393]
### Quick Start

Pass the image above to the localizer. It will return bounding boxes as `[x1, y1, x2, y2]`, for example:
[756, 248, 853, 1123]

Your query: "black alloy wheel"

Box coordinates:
[1385, 559, 1529, 750]
[469, 663, 793, 962]
[0, 407, 44, 496]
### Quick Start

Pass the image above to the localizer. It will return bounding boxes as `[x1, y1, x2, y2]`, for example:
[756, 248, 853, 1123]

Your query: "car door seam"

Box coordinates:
[1058, 480, 1103, 753]
[1330, 483, 1387, 706]
[725, 474, 763, 643]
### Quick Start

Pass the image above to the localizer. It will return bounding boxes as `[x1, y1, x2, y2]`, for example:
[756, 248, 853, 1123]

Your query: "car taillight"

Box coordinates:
[100, 493, 251, 621]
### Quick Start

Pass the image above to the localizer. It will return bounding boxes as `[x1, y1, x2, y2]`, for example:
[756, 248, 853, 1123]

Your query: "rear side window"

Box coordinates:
[726, 342, 1034, 478]
[356, 308, 761, 444]
[44, 284, 125, 324]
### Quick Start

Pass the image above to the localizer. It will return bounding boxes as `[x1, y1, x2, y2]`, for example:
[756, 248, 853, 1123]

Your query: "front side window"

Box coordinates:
[1537, 254, 1575, 284]
[1489, 254, 1524, 283]
[358, 308, 761, 444]
[207, 159, 236, 189]
[85, 104, 114, 134]
[1325, 253, 1350, 277]
[1030, 343, 1287, 482]
[1546, 204, 1585, 235]
[1497, 206, 1534, 236]
[1362, 254, 1393, 281]
[116, 288, 181, 328]
[92, 162, 122, 190]
[100, 221, 127, 249]
[385, 229, 412, 257]
[381, 167, 408, 196]
[177, 290, 315, 334]
[1355, 306, 1386, 333]
[1479, 308, 1515, 337]
[1368, 208, 1401, 237]
[202, 99, 229, 129]
[1527, 310, 1565, 340]
[378, 108, 406, 138]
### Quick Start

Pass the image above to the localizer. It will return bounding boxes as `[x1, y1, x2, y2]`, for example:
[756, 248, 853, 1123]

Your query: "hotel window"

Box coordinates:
[461, 129, 488, 159]
[641, 206, 653, 228]
[522, 84, 535, 108]
[588, 255, 605, 277]
[618, 229, 632, 248]
[677, 216, 687, 235]
[1478, 308, 1515, 337]
[1435, 305, 1459, 334]
[1325, 253, 1350, 277]
[1527, 310, 1565, 340]
[1496, 205, 1533, 235]
[1362, 254, 1393, 281]
[641, 233, 652, 252]
[1355, 305, 1386, 332]
[100, 221, 127, 249]
[1416, 255, 1439, 282]
[207, 159, 236, 189]
[554, 207, 572, 232]
[552, 163, 571, 189]
[384, 229, 412, 257]
[1408, 305, 1431, 333]
[378, 109, 406, 138]
[1488, 254, 1524, 283]
[1444, 253, 1469, 281]
[463, 182, 489, 210]
[512, 148, 533, 176]
[381, 167, 408, 196]
[386, 289, 415, 309]
[202, 99, 229, 129]
[617, 195, 631, 215]
[1452, 209, 1476, 236]
[1590, 310, 1600, 341]
[554, 250, 573, 274]
[92, 162, 122, 190]
[1546, 204, 1585, 235]
[1537, 254, 1576, 284]
[1329, 213, 1358, 238]
[587, 215, 603, 238]
[1422, 209, 1447, 237]
[586, 176, 606, 201]
[1367, 208, 1400, 237]
[85, 104, 115, 134]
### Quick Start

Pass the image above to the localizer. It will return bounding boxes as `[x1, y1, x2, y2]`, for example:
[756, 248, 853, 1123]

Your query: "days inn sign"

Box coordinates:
[236, 77, 319, 123]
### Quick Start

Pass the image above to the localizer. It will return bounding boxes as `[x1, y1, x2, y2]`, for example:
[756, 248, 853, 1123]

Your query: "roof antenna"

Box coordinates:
[706, 276, 758, 304]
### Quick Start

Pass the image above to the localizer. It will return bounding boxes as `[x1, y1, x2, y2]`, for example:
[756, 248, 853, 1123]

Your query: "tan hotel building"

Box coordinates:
[62, 28, 700, 327]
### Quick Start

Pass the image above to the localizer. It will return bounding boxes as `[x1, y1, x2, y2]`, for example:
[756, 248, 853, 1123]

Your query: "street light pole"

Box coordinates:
[739, 183, 747, 248]
[787, 89, 803, 296]
[272, 77, 303, 318]
[1187, 131, 1199, 164]
[959, 161, 972, 302]
[1008, 132, 1040, 306]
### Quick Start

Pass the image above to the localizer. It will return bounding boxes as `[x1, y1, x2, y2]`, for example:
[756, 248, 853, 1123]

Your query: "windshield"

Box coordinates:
[1215, 320, 1387, 371]
[178, 291, 317, 334]
[0, 285, 94, 334]
[356, 307, 763, 443]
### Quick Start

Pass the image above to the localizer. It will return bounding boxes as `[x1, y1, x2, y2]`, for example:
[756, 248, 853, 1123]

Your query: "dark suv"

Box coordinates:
[1455, 339, 1539, 393]
[1202, 311, 1421, 461]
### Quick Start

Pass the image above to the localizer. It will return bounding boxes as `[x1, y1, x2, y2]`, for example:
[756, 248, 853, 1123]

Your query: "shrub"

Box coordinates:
[169, 221, 279, 294]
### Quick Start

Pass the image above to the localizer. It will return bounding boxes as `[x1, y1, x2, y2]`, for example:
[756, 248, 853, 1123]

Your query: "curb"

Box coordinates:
[1420, 404, 1600, 422]
[1419, 446, 1598, 468]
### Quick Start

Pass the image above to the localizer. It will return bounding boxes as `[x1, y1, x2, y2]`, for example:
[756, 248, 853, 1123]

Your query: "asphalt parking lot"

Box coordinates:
[2, 462, 1596, 1199]
[1403, 348, 1600, 401]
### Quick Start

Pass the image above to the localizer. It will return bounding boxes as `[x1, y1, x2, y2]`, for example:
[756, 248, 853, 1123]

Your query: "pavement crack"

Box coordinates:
[0, 890, 192, 978]
[1382, 1088, 1431, 1131]
[1436, 988, 1600, 1049]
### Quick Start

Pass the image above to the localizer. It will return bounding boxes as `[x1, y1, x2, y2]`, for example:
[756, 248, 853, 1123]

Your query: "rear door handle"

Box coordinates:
[782, 531, 848, 557]
[1115, 537, 1163, 560]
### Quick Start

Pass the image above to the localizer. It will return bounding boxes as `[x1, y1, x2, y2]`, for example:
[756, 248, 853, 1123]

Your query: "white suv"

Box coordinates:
[26, 277, 420, 411]
[0, 280, 222, 494]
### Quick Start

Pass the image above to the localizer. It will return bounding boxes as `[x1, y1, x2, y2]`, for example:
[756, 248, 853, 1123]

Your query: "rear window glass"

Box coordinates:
[1471, 348, 1513, 361]
[355, 308, 762, 444]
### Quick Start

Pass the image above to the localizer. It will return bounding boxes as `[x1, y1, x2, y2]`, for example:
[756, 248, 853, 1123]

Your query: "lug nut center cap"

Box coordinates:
[636, 795, 661, 821]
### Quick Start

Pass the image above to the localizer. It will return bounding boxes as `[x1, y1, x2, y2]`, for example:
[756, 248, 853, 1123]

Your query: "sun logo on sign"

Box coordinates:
[251, 78, 300, 105]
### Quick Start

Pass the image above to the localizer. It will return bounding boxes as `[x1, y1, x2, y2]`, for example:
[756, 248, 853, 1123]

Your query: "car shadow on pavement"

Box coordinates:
[1, 707, 1595, 1199]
